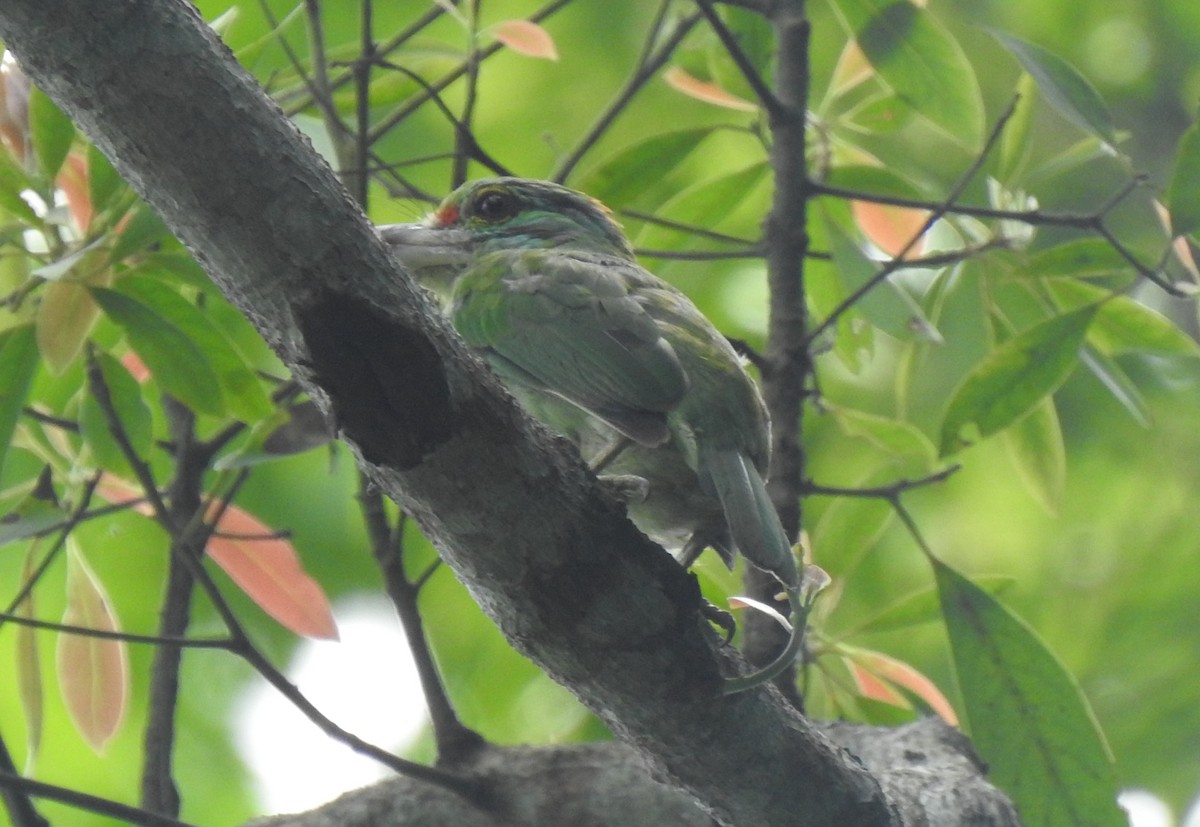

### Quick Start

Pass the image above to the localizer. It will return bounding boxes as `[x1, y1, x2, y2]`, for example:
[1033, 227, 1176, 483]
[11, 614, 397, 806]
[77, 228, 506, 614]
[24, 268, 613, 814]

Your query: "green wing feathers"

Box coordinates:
[452, 250, 689, 445]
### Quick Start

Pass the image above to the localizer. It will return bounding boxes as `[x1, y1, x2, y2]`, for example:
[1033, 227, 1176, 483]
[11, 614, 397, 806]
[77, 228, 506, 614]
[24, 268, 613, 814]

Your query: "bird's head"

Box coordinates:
[381, 178, 634, 290]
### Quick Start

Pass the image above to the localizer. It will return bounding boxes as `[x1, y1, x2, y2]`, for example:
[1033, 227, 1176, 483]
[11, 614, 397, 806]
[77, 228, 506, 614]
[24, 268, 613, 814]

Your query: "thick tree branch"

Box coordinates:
[0, 1, 1016, 825]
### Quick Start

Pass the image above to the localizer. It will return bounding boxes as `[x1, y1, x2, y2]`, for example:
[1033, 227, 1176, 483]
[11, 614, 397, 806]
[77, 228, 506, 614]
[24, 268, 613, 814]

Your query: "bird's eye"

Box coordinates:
[474, 190, 519, 223]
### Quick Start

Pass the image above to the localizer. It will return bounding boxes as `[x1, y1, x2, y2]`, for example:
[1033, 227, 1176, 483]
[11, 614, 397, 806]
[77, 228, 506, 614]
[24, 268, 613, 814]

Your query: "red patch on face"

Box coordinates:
[432, 203, 460, 227]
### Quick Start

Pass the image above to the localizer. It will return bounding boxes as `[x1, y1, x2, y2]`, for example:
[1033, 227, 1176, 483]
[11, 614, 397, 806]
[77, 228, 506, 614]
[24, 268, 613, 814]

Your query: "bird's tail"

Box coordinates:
[703, 448, 797, 588]
[703, 448, 807, 695]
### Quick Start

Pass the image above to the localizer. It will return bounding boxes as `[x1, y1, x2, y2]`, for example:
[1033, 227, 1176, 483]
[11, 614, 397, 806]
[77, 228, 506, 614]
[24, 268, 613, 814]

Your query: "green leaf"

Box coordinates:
[849, 575, 1015, 637]
[214, 402, 332, 470]
[826, 164, 925, 201]
[987, 29, 1115, 147]
[109, 203, 172, 262]
[113, 277, 274, 421]
[28, 86, 75, 181]
[935, 558, 1125, 827]
[843, 92, 915, 135]
[86, 143, 126, 220]
[1167, 122, 1200, 239]
[1049, 280, 1200, 356]
[89, 286, 225, 417]
[829, 405, 937, 469]
[576, 128, 713, 209]
[820, 209, 942, 343]
[634, 163, 768, 253]
[810, 468, 895, 567]
[0, 149, 41, 225]
[1000, 396, 1065, 515]
[1078, 347, 1151, 428]
[708, 6, 773, 104]
[939, 303, 1099, 456]
[1021, 239, 1130, 281]
[834, 0, 984, 148]
[81, 351, 154, 475]
[0, 325, 40, 479]
[998, 73, 1037, 181]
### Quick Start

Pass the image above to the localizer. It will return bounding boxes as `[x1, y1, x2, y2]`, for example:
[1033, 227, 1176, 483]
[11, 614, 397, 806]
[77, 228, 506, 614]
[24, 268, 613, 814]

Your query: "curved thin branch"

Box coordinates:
[807, 96, 1020, 345]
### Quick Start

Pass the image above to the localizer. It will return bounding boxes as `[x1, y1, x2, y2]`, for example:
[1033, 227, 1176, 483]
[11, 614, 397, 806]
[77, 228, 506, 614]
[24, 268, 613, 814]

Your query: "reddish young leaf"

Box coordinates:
[57, 543, 129, 752]
[206, 504, 338, 640]
[119, 350, 151, 383]
[95, 473, 152, 516]
[663, 66, 757, 112]
[850, 648, 959, 725]
[848, 658, 908, 707]
[851, 199, 929, 259]
[492, 20, 559, 61]
[57, 151, 92, 231]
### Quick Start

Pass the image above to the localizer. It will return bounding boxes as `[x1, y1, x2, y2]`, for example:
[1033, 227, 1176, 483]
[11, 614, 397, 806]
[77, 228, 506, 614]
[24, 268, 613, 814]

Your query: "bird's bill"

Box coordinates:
[378, 222, 474, 291]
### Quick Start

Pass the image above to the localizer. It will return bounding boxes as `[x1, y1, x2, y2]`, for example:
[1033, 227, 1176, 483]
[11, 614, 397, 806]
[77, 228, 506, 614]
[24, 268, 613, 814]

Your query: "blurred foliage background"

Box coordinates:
[1, 0, 1199, 825]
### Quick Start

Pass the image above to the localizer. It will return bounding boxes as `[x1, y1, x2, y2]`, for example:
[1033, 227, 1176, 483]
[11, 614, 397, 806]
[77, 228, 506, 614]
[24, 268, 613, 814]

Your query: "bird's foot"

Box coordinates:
[700, 600, 737, 645]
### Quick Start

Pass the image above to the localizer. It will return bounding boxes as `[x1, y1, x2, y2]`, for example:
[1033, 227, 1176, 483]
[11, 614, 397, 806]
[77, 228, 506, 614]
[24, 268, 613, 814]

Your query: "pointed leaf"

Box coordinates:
[492, 20, 558, 61]
[850, 576, 1015, 636]
[89, 286, 225, 417]
[35, 255, 112, 374]
[935, 557, 1124, 826]
[1168, 124, 1200, 234]
[56, 152, 92, 231]
[939, 304, 1099, 456]
[987, 29, 1115, 147]
[829, 405, 937, 468]
[28, 86, 75, 181]
[215, 401, 332, 471]
[833, 0, 984, 147]
[86, 142, 126, 222]
[115, 277, 274, 420]
[16, 550, 44, 763]
[207, 505, 338, 640]
[1078, 347, 1151, 428]
[57, 543, 129, 752]
[0, 148, 40, 223]
[0, 324, 39, 479]
[636, 163, 768, 253]
[848, 647, 958, 724]
[576, 127, 713, 207]
[848, 657, 908, 707]
[0, 486, 65, 547]
[1047, 280, 1200, 357]
[663, 66, 757, 112]
[1021, 238, 1130, 281]
[1001, 396, 1065, 515]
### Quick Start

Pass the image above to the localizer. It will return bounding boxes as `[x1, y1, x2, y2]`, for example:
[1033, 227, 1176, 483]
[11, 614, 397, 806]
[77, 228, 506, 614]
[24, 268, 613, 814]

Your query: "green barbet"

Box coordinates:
[382, 178, 801, 691]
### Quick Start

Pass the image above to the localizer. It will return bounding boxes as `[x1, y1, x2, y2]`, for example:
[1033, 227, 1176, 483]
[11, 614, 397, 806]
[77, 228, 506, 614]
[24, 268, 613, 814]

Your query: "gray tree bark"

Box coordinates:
[0, 1, 1020, 825]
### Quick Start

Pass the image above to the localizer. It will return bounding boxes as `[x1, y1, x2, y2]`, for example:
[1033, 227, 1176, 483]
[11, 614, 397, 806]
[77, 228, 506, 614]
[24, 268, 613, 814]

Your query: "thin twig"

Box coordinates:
[0, 611, 233, 648]
[694, 0, 786, 122]
[807, 96, 1021, 345]
[621, 208, 758, 245]
[359, 475, 485, 766]
[0, 717, 48, 827]
[0, 772, 195, 827]
[451, 0, 482, 187]
[366, 0, 577, 144]
[552, 8, 702, 182]
[804, 464, 961, 500]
